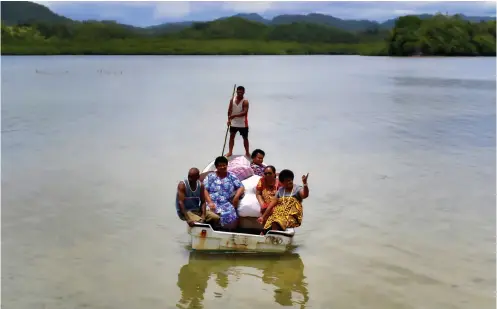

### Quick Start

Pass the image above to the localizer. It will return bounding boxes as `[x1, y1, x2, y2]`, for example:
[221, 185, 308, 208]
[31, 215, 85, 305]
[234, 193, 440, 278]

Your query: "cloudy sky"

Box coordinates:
[36, 1, 496, 27]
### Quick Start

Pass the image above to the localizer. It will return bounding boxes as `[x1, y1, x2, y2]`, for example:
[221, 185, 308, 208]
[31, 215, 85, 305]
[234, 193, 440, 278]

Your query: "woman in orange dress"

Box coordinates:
[255, 165, 281, 217]
[258, 169, 309, 231]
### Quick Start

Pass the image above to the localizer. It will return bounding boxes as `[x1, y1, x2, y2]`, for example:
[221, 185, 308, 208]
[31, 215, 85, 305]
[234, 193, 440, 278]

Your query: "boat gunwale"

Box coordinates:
[190, 222, 295, 238]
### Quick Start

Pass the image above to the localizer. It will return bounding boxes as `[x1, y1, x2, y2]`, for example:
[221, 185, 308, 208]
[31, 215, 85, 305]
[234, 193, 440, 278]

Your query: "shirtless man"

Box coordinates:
[225, 85, 250, 157]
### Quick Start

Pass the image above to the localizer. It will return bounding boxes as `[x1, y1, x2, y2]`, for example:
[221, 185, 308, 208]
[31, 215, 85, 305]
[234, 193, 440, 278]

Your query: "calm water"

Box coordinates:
[2, 56, 495, 309]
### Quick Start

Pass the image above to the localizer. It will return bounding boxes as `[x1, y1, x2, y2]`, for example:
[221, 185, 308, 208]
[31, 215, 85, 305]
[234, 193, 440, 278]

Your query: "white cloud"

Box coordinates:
[393, 9, 416, 15]
[122, 2, 154, 8]
[152, 1, 192, 19]
[31, 1, 65, 9]
[221, 1, 274, 14]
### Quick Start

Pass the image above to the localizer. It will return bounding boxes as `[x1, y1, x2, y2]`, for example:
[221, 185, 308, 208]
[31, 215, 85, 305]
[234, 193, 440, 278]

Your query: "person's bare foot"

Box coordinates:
[224, 152, 232, 157]
[245, 152, 250, 158]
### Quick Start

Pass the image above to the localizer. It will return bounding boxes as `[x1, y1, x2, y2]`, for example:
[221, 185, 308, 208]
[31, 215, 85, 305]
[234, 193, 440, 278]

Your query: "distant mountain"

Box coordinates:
[148, 13, 380, 34]
[148, 12, 496, 35]
[158, 16, 365, 45]
[231, 13, 270, 24]
[0, 1, 72, 25]
[145, 21, 194, 35]
[271, 13, 379, 31]
[1, 0, 495, 36]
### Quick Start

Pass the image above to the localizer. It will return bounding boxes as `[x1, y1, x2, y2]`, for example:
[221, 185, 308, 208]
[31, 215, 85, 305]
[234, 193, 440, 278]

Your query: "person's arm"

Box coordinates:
[256, 189, 265, 208]
[259, 197, 278, 223]
[255, 179, 265, 207]
[227, 99, 233, 117]
[232, 186, 245, 209]
[299, 173, 310, 199]
[200, 183, 206, 220]
[177, 182, 193, 224]
[203, 176, 216, 211]
[230, 100, 249, 119]
[203, 186, 213, 204]
[231, 175, 245, 208]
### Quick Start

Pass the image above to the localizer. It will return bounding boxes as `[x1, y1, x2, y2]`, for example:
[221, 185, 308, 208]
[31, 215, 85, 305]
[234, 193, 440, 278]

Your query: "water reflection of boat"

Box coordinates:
[176, 252, 309, 309]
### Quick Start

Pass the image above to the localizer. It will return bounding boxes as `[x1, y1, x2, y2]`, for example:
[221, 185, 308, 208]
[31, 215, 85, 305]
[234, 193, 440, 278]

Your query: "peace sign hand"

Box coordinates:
[302, 173, 309, 185]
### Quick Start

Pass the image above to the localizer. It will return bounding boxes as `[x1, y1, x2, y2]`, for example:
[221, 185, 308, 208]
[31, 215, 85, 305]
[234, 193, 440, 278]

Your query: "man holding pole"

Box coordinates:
[225, 85, 250, 157]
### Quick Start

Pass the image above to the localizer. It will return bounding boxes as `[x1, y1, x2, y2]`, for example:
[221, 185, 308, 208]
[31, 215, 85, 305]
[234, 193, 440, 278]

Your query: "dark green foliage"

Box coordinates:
[170, 17, 268, 40]
[1, 1, 72, 25]
[265, 22, 359, 44]
[387, 14, 496, 56]
[271, 13, 379, 32]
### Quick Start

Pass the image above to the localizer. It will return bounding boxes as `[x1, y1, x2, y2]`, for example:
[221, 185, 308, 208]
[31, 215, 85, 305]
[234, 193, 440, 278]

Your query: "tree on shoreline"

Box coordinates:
[387, 14, 496, 56]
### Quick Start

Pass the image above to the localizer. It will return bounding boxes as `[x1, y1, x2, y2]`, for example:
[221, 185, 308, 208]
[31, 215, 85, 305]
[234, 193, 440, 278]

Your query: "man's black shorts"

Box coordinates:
[230, 126, 249, 139]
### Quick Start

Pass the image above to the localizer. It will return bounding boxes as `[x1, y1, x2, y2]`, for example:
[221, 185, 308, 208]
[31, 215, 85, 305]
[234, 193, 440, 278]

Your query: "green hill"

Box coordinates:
[170, 17, 269, 40]
[1, 1, 495, 56]
[166, 17, 365, 44]
[387, 14, 496, 56]
[2, 1, 493, 35]
[148, 13, 496, 35]
[0, 1, 72, 25]
[380, 13, 496, 29]
[270, 13, 379, 32]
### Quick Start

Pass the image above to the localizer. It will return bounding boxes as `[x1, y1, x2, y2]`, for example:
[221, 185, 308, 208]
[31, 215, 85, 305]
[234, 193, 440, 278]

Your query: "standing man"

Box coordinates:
[226, 85, 250, 158]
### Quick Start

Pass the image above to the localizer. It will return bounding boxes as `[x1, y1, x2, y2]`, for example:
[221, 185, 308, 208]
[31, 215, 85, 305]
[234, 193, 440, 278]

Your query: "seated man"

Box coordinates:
[176, 167, 220, 227]
[250, 149, 266, 177]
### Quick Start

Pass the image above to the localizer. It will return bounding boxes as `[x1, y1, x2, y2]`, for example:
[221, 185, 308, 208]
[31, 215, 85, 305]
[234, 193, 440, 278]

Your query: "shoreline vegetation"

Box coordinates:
[1, 14, 495, 57]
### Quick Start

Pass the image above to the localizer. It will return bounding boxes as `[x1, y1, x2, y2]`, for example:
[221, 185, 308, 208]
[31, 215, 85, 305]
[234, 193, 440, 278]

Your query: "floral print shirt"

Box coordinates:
[203, 172, 244, 226]
[251, 163, 266, 177]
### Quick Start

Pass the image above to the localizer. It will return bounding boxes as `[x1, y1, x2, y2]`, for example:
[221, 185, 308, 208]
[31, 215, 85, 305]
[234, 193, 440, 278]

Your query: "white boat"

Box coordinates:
[187, 155, 295, 253]
[188, 222, 294, 253]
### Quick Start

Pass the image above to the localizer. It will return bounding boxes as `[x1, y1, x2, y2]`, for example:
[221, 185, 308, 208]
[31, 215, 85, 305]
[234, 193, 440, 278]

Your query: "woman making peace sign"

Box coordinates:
[258, 170, 310, 231]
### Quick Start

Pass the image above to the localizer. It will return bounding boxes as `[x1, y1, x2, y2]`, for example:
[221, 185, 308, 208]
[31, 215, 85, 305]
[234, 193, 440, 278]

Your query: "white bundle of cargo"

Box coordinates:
[238, 175, 262, 217]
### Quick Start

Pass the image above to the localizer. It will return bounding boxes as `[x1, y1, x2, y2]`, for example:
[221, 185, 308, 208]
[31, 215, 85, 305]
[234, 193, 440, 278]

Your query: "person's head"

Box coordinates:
[187, 168, 200, 183]
[263, 165, 276, 181]
[214, 156, 229, 174]
[251, 149, 265, 165]
[278, 169, 294, 190]
[236, 86, 245, 98]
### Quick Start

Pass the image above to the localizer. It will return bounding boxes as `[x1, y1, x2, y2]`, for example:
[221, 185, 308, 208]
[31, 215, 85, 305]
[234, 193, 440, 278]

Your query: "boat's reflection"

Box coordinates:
[176, 252, 309, 309]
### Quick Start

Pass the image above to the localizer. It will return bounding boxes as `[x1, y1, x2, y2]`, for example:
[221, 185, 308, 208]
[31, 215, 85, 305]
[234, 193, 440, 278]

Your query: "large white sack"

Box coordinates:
[238, 193, 261, 217]
[238, 175, 262, 217]
[242, 175, 261, 195]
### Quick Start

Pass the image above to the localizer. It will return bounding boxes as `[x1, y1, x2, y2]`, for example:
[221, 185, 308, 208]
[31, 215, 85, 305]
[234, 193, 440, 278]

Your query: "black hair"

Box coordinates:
[188, 167, 200, 175]
[278, 169, 294, 182]
[251, 149, 265, 159]
[265, 165, 276, 174]
[237, 86, 245, 92]
[214, 156, 229, 167]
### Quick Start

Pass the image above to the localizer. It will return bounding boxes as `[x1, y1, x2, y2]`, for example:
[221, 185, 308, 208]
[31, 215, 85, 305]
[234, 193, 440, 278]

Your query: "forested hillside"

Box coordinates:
[387, 14, 496, 56]
[1, 1, 495, 56]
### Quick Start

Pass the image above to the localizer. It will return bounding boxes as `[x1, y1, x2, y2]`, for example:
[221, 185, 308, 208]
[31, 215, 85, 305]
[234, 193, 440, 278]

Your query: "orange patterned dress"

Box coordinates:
[256, 178, 281, 214]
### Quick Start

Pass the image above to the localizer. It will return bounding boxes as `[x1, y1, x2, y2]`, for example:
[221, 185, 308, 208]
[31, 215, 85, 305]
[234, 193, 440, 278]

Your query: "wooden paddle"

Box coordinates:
[222, 83, 237, 156]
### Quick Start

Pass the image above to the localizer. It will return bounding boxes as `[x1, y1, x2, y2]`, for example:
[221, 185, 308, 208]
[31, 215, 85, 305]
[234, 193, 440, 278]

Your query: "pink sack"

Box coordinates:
[228, 156, 253, 181]
[229, 156, 251, 168]
[228, 166, 254, 181]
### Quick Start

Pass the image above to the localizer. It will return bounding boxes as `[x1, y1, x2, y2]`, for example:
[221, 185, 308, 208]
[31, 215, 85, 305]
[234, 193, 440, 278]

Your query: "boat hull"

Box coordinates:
[188, 223, 294, 253]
